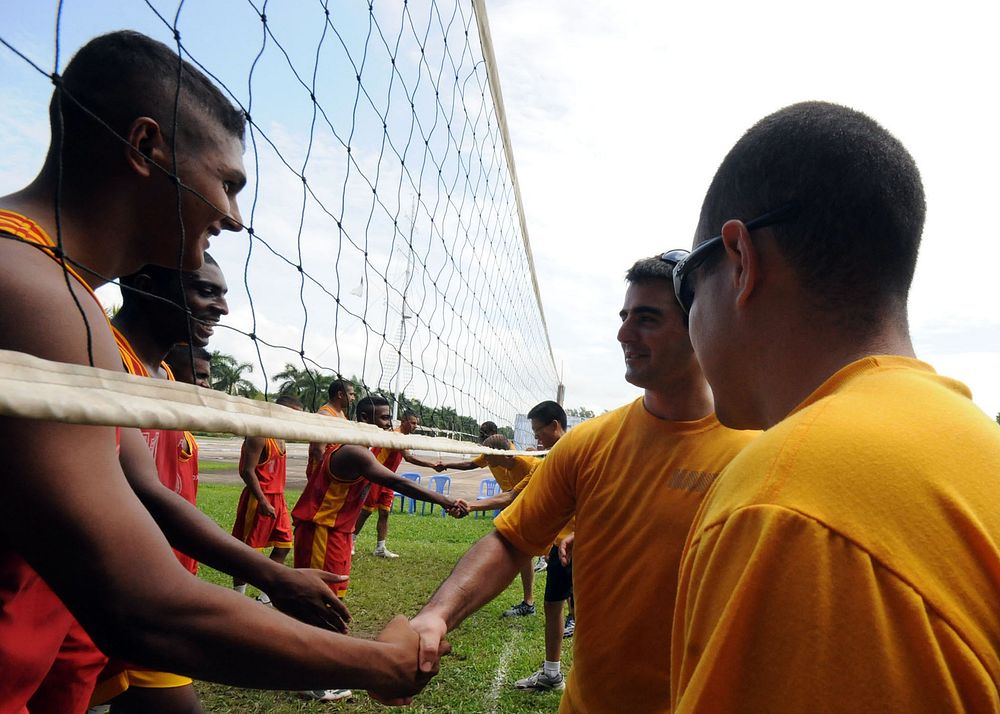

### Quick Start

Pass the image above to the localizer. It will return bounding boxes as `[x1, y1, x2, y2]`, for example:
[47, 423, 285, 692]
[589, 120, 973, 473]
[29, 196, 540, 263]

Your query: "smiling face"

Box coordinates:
[182, 260, 229, 347]
[617, 280, 695, 392]
[144, 120, 246, 272]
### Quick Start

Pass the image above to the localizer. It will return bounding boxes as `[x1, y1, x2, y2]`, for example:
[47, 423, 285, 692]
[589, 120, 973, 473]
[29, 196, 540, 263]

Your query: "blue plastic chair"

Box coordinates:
[473, 477, 499, 519]
[394, 472, 421, 513]
[423, 474, 452, 516]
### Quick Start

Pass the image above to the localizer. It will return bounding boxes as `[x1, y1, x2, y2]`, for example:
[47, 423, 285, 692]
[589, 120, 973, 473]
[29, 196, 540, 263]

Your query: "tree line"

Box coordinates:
[209, 351, 510, 441]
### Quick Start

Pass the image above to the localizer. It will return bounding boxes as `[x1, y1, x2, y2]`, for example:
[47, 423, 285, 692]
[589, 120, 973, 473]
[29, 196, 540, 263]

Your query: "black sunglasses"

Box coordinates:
[662, 203, 799, 315]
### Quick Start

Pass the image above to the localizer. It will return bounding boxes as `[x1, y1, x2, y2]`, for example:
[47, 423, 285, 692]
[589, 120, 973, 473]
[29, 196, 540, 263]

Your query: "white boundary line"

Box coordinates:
[485, 628, 520, 714]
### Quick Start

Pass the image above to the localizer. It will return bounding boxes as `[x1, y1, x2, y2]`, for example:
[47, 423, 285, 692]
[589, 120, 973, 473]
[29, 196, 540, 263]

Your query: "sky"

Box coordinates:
[1, 1, 998, 420]
[482, 0, 1000, 417]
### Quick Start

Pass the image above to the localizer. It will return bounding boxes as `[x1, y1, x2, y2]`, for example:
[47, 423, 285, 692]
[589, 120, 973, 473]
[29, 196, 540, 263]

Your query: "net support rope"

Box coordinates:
[0, 349, 539, 456]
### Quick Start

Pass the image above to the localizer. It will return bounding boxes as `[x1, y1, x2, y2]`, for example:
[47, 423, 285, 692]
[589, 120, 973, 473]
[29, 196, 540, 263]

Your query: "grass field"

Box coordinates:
[193, 483, 569, 713]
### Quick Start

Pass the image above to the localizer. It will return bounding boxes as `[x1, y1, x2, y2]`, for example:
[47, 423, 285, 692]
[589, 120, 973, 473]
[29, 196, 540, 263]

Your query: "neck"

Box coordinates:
[2, 172, 143, 287]
[112, 308, 174, 377]
[642, 363, 715, 422]
[752, 313, 915, 428]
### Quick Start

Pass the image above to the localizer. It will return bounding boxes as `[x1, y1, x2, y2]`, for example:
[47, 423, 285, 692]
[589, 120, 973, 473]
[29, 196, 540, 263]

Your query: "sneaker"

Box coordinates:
[514, 669, 564, 691]
[533, 556, 547, 573]
[256, 592, 273, 607]
[562, 615, 575, 638]
[300, 689, 353, 701]
[373, 546, 399, 559]
[502, 600, 535, 617]
[350, 542, 355, 556]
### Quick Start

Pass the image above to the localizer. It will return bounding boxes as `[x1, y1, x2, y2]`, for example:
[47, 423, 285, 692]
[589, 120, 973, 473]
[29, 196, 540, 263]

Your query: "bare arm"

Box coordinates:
[238, 436, 272, 516]
[401, 450, 439, 469]
[437, 458, 480, 471]
[331, 445, 460, 511]
[121, 428, 348, 631]
[410, 531, 530, 671]
[0, 248, 433, 696]
[468, 490, 516, 512]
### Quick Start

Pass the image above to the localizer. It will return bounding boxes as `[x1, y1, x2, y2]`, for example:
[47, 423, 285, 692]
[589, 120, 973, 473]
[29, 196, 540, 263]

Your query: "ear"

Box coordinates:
[124, 117, 167, 178]
[720, 219, 761, 309]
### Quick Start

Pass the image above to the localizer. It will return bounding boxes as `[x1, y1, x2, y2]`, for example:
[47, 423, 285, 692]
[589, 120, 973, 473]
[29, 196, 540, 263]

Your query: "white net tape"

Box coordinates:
[0, 349, 538, 456]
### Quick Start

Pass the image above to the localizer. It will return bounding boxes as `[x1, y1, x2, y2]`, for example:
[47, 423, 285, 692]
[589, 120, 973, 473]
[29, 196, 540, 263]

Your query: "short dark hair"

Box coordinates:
[165, 343, 211, 363]
[527, 401, 567, 430]
[483, 433, 510, 451]
[479, 421, 498, 437]
[401, 410, 418, 421]
[356, 395, 390, 422]
[625, 256, 674, 285]
[276, 394, 303, 410]
[328, 379, 351, 402]
[119, 253, 219, 307]
[53, 31, 245, 172]
[697, 101, 925, 330]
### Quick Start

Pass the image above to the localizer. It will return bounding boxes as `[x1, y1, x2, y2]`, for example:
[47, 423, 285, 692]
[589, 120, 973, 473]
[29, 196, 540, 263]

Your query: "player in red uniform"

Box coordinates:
[232, 394, 304, 599]
[165, 344, 212, 389]
[354, 410, 443, 558]
[293, 396, 470, 597]
[0, 30, 441, 711]
[307, 379, 355, 477]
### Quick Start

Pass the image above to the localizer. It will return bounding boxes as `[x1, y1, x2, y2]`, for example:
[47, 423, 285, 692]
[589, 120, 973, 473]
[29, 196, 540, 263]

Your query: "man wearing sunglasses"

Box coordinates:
[667, 101, 1000, 712]
[409, 257, 756, 713]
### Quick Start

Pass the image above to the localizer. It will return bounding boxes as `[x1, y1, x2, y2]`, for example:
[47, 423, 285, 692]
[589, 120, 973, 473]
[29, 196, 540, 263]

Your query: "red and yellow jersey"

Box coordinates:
[0, 211, 117, 711]
[308, 403, 346, 477]
[240, 437, 288, 495]
[0, 210, 101, 304]
[113, 328, 197, 505]
[292, 443, 367, 532]
[371, 429, 404, 473]
[176, 432, 199, 505]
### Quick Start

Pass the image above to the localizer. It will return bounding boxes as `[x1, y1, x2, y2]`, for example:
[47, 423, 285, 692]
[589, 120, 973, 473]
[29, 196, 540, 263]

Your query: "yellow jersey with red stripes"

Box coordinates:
[240, 437, 288, 495]
[0, 210, 120, 712]
[292, 443, 368, 533]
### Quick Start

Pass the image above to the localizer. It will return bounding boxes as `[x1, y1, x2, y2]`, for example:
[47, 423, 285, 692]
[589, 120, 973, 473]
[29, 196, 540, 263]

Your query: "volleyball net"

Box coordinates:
[0, 0, 558, 453]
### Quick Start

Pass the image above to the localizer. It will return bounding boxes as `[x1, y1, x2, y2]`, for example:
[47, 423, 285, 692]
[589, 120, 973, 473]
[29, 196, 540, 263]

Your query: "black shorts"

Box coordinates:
[543, 544, 573, 602]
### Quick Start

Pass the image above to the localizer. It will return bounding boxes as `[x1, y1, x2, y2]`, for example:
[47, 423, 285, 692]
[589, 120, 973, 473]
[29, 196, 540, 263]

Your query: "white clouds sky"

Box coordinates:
[1, 0, 997, 422]
[484, 0, 1000, 417]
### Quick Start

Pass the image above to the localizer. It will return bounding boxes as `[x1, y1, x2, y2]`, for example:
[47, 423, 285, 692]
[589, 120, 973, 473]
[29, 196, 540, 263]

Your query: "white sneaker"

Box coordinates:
[533, 556, 548, 572]
[300, 689, 353, 701]
[514, 669, 564, 691]
[351, 542, 355, 555]
[373, 545, 399, 559]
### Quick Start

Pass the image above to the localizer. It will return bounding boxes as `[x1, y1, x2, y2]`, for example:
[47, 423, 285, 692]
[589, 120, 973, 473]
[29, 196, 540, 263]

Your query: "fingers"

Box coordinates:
[316, 570, 350, 583]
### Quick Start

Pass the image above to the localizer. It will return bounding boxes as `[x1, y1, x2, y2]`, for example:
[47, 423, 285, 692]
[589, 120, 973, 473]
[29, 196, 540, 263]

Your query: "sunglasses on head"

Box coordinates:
[661, 203, 799, 315]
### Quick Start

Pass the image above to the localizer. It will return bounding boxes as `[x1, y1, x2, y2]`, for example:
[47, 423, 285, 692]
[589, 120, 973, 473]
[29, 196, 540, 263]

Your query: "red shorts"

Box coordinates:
[28, 619, 107, 714]
[0, 553, 80, 713]
[232, 490, 293, 549]
[293, 521, 351, 597]
[362, 483, 395, 512]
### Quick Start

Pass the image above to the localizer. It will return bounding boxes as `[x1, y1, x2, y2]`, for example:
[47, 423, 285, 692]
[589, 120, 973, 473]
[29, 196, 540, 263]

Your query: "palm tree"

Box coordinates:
[272, 363, 334, 411]
[210, 351, 258, 397]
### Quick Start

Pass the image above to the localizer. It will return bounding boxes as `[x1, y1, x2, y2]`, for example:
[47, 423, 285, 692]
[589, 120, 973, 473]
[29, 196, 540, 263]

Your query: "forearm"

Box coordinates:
[119, 580, 407, 691]
[440, 460, 476, 470]
[403, 452, 437, 469]
[239, 468, 267, 503]
[418, 531, 528, 630]
[136, 482, 284, 590]
[394, 479, 452, 507]
[469, 491, 515, 512]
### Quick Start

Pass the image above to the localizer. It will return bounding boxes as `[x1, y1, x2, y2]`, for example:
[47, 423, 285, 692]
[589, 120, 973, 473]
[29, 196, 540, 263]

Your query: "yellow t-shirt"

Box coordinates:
[671, 356, 1000, 713]
[495, 398, 757, 714]
[472, 453, 539, 492]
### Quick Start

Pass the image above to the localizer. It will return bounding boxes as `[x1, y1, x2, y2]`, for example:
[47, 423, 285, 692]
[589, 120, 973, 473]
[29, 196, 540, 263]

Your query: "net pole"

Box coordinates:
[472, 0, 558, 377]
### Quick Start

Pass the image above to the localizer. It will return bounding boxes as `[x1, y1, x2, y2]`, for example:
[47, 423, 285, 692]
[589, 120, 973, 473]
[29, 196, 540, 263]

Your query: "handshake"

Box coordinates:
[368, 612, 452, 706]
[444, 498, 470, 518]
